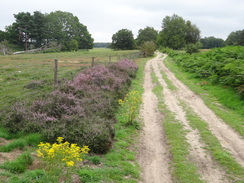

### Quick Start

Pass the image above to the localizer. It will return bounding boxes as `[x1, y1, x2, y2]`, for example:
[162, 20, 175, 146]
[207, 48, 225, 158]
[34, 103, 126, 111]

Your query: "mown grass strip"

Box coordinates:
[180, 101, 244, 183]
[163, 56, 244, 137]
[77, 56, 150, 183]
[151, 71, 203, 183]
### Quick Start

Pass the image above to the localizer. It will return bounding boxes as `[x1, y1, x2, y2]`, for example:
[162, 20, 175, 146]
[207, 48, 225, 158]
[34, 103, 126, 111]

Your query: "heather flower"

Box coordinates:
[5, 58, 138, 154]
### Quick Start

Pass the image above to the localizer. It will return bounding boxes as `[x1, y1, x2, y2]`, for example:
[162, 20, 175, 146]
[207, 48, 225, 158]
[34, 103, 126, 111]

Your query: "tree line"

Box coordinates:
[110, 14, 243, 54]
[0, 12, 243, 54]
[0, 11, 94, 52]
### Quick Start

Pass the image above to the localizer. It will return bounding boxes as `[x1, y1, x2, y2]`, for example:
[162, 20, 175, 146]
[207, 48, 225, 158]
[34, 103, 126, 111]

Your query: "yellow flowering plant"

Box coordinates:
[36, 137, 89, 182]
[118, 90, 142, 126]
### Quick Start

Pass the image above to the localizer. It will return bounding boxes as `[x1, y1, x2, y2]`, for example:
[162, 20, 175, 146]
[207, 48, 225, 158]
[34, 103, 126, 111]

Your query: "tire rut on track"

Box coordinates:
[138, 53, 240, 183]
[158, 54, 244, 167]
[152, 53, 229, 183]
[138, 55, 172, 183]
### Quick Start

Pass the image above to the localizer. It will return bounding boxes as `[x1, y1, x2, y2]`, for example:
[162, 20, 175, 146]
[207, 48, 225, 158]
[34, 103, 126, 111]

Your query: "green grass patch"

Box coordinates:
[0, 139, 27, 152]
[163, 57, 244, 136]
[151, 71, 203, 183]
[181, 101, 244, 182]
[0, 152, 33, 173]
[160, 71, 177, 91]
[4, 169, 56, 183]
[0, 127, 16, 140]
[0, 133, 43, 152]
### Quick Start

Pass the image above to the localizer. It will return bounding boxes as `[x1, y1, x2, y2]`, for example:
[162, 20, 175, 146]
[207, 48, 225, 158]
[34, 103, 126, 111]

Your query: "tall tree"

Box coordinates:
[75, 23, 94, 49]
[157, 14, 186, 49]
[0, 30, 9, 42]
[237, 31, 244, 46]
[157, 14, 200, 50]
[136, 26, 158, 46]
[12, 12, 34, 50]
[111, 29, 135, 50]
[5, 11, 93, 51]
[31, 11, 47, 48]
[200, 36, 224, 48]
[46, 11, 93, 50]
[5, 25, 20, 48]
[185, 21, 201, 44]
[225, 30, 244, 46]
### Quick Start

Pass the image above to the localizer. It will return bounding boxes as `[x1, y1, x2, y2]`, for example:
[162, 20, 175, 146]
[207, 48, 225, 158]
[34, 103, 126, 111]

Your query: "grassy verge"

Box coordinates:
[181, 101, 244, 182]
[77, 56, 150, 183]
[151, 71, 203, 183]
[163, 57, 244, 137]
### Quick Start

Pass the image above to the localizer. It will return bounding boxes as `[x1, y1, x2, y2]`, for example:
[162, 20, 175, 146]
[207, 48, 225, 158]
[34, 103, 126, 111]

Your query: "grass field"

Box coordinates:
[0, 49, 146, 183]
[0, 48, 140, 111]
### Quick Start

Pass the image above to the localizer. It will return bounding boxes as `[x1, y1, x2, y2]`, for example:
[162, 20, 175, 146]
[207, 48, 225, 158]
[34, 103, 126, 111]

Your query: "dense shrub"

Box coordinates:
[3, 59, 138, 153]
[184, 42, 202, 54]
[165, 46, 244, 98]
[140, 41, 157, 57]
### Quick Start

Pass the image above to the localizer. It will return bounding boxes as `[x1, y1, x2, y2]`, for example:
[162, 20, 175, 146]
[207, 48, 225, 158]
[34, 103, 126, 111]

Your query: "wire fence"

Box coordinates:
[0, 51, 142, 112]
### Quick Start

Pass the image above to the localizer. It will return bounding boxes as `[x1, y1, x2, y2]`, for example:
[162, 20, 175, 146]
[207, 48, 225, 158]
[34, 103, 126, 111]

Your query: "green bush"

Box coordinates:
[167, 46, 244, 98]
[140, 41, 157, 57]
[184, 42, 202, 54]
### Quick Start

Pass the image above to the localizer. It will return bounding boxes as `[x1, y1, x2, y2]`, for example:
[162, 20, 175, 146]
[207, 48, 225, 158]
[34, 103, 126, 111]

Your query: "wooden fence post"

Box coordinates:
[91, 57, 95, 67]
[54, 58, 58, 85]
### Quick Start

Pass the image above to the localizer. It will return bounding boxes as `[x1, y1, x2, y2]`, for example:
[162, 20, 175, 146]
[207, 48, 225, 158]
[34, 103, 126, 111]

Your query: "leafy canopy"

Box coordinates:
[4, 11, 94, 51]
[200, 36, 225, 49]
[136, 26, 158, 46]
[157, 14, 201, 50]
[225, 30, 244, 46]
[111, 29, 135, 50]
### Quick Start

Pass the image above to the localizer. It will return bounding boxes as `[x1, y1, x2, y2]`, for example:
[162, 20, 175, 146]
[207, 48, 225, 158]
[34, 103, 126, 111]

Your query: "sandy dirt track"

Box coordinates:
[138, 53, 244, 183]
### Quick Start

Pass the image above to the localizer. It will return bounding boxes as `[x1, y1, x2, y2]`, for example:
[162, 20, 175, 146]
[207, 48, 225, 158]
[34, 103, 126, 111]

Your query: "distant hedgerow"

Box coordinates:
[3, 59, 138, 154]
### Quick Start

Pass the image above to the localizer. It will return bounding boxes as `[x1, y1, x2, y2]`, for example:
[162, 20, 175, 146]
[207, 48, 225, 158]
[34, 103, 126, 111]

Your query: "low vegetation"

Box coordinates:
[161, 46, 244, 100]
[0, 45, 243, 182]
[0, 48, 140, 113]
[0, 54, 148, 182]
[163, 55, 244, 137]
[2, 58, 138, 154]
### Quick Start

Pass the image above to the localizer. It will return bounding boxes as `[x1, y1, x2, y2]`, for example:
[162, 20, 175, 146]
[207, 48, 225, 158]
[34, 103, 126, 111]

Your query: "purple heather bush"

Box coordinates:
[4, 59, 138, 153]
[108, 59, 138, 78]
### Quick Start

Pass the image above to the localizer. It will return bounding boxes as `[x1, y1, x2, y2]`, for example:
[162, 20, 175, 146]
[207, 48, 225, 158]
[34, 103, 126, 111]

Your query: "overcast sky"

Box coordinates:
[1, 0, 243, 42]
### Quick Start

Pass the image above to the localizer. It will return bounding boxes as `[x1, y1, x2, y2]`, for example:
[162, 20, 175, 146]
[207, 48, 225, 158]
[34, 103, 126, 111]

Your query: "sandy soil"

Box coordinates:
[137, 53, 244, 183]
[0, 138, 23, 164]
[138, 56, 173, 183]
[158, 54, 244, 167]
